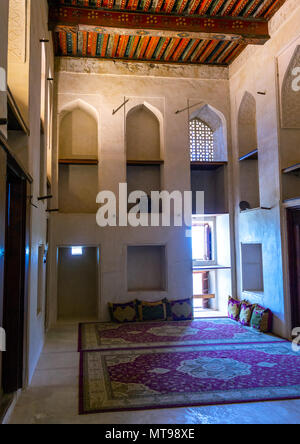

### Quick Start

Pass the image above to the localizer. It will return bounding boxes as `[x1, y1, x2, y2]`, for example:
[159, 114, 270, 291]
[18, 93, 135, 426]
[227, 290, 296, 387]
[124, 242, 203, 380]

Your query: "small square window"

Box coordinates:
[71, 246, 83, 256]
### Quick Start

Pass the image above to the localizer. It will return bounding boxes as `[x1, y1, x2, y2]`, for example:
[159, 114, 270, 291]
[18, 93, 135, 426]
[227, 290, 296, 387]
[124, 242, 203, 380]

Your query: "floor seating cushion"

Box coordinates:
[228, 296, 241, 322]
[169, 298, 194, 321]
[239, 301, 254, 327]
[108, 301, 138, 323]
[137, 300, 167, 322]
[250, 305, 273, 332]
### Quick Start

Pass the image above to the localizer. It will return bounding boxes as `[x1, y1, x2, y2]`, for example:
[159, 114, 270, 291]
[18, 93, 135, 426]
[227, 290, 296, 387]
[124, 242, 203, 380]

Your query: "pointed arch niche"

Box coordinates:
[280, 45, 300, 202]
[126, 102, 164, 212]
[58, 100, 99, 213]
[189, 104, 228, 215]
[238, 92, 260, 210]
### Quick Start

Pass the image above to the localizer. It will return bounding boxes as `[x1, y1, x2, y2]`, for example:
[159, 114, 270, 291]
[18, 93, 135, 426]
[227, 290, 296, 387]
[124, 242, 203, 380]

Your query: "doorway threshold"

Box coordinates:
[194, 309, 227, 319]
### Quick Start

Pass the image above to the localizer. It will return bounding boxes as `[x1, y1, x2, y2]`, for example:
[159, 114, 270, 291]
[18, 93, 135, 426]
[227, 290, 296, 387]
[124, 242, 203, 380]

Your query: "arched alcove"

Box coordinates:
[190, 104, 227, 162]
[238, 92, 257, 158]
[281, 46, 300, 201]
[59, 105, 98, 161]
[126, 104, 161, 161]
[238, 92, 260, 210]
[58, 101, 99, 214]
[126, 103, 163, 212]
[189, 104, 228, 215]
[282, 46, 300, 129]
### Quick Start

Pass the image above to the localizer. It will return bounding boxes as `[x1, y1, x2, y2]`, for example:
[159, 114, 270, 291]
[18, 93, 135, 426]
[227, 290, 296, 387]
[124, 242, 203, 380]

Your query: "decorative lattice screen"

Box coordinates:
[189, 119, 214, 162]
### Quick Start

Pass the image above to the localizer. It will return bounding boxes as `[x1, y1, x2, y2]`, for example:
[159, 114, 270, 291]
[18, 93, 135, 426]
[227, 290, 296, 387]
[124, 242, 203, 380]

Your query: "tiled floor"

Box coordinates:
[8, 323, 300, 424]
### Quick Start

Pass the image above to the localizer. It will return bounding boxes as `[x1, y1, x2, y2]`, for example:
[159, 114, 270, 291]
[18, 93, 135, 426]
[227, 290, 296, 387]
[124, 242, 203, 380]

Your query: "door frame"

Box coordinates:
[2, 155, 30, 393]
[281, 200, 300, 339]
[54, 244, 102, 323]
[286, 206, 300, 331]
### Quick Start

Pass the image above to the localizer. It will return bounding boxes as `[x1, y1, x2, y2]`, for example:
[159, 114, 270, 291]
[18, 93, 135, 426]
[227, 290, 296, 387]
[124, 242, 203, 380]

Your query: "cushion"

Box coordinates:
[137, 300, 167, 322]
[228, 296, 241, 322]
[164, 298, 173, 321]
[108, 301, 138, 323]
[169, 298, 194, 321]
[250, 305, 272, 332]
[239, 301, 254, 326]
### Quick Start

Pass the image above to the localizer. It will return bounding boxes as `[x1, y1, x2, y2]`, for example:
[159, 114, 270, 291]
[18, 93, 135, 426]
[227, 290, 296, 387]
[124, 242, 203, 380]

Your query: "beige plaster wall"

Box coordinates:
[7, 0, 30, 128]
[20, 0, 54, 384]
[229, 0, 300, 338]
[48, 61, 234, 325]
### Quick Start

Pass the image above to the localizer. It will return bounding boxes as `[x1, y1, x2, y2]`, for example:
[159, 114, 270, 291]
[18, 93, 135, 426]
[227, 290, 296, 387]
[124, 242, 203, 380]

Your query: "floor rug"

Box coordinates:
[78, 318, 285, 352]
[79, 342, 300, 414]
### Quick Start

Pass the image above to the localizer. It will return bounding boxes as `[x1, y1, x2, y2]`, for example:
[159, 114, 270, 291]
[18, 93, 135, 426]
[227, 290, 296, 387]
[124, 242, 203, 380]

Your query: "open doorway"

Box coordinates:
[192, 215, 231, 318]
[57, 246, 99, 322]
[287, 208, 300, 330]
[2, 163, 28, 394]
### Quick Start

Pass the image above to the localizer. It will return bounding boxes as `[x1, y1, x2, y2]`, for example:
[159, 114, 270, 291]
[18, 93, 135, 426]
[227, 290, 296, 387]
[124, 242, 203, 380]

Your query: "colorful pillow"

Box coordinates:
[169, 298, 194, 321]
[108, 301, 138, 323]
[250, 305, 272, 332]
[164, 298, 173, 321]
[228, 296, 241, 322]
[239, 301, 254, 326]
[137, 300, 167, 322]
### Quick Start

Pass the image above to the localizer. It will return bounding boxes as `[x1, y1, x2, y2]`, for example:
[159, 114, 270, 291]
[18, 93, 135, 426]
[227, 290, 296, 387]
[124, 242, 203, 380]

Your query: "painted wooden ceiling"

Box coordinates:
[49, 0, 287, 66]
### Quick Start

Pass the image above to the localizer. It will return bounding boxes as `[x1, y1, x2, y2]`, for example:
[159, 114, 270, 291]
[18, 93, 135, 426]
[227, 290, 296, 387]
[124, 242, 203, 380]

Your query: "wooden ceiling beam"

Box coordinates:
[48, 4, 270, 45]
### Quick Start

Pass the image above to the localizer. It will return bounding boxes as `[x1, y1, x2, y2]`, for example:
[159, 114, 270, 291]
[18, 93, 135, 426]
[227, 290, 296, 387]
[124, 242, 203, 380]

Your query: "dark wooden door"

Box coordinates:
[287, 208, 300, 330]
[2, 165, 27, 393]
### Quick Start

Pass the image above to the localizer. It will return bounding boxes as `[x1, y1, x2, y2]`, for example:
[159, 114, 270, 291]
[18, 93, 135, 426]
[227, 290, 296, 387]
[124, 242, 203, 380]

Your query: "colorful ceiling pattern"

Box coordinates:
[50, 0, 287, 65]
[54, 0, 285, 17]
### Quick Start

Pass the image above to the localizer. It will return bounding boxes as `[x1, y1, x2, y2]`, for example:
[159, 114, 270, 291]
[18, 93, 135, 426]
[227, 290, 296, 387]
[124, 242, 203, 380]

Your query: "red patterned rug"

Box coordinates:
[79, 318, 284, 352]
[79, 342, 300, 414]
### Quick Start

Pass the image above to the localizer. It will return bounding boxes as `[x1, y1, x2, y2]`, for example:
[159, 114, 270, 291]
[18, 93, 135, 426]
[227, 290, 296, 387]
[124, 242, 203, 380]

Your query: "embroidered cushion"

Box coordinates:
[228, 296, 241, 322]
[108, 301, 138, 323]
[239, 301, 254, 326]
[250, 305, 272, 332]
[164, 298, 173, 321]
[169, 298, 194, 321]
[137, 300, 167, 322]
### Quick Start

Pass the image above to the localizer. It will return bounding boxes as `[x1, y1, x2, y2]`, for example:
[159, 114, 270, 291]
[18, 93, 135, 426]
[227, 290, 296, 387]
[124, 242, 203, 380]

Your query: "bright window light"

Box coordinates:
[71, 247, 83, 256]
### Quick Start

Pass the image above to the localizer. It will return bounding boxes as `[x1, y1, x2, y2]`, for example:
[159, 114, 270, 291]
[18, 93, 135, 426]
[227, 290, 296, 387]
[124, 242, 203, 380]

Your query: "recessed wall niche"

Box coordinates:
[126, 104, 163, 212]
[189, 104, 228, 215]
[238, 92, 260, 210]
[241, 243, 264, 292]
[58, 103, 99, 213]
[280, 45, 300, 202]
[127, 246, 166, 292]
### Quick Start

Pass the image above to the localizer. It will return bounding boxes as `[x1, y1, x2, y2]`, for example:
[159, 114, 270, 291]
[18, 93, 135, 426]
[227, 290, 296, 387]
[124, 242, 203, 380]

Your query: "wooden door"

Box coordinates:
[287, 208, 300, 330]
[2, 165, 27, 393]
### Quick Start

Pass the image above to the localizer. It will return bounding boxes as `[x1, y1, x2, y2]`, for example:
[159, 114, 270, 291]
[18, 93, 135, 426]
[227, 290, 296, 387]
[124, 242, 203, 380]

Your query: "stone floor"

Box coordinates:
[8, 323, 300, 424]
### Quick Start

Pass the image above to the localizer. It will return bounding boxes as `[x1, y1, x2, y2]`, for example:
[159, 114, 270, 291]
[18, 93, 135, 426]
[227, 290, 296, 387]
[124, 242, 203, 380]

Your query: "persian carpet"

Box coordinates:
[79, 342, 300, 414]
[78, 318, 285, 352]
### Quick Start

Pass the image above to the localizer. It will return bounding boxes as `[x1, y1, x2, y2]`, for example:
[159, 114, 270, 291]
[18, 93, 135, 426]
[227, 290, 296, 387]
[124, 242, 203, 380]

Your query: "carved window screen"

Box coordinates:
[189, 119, 214, 162]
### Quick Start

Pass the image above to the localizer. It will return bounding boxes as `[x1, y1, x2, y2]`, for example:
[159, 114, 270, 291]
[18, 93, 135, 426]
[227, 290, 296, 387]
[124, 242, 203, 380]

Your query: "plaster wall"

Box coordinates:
[48, 63, 233, 325]
[229, 0, 300, 338]
[19, 0, 54, 384]
[7, 0, 30, 129]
